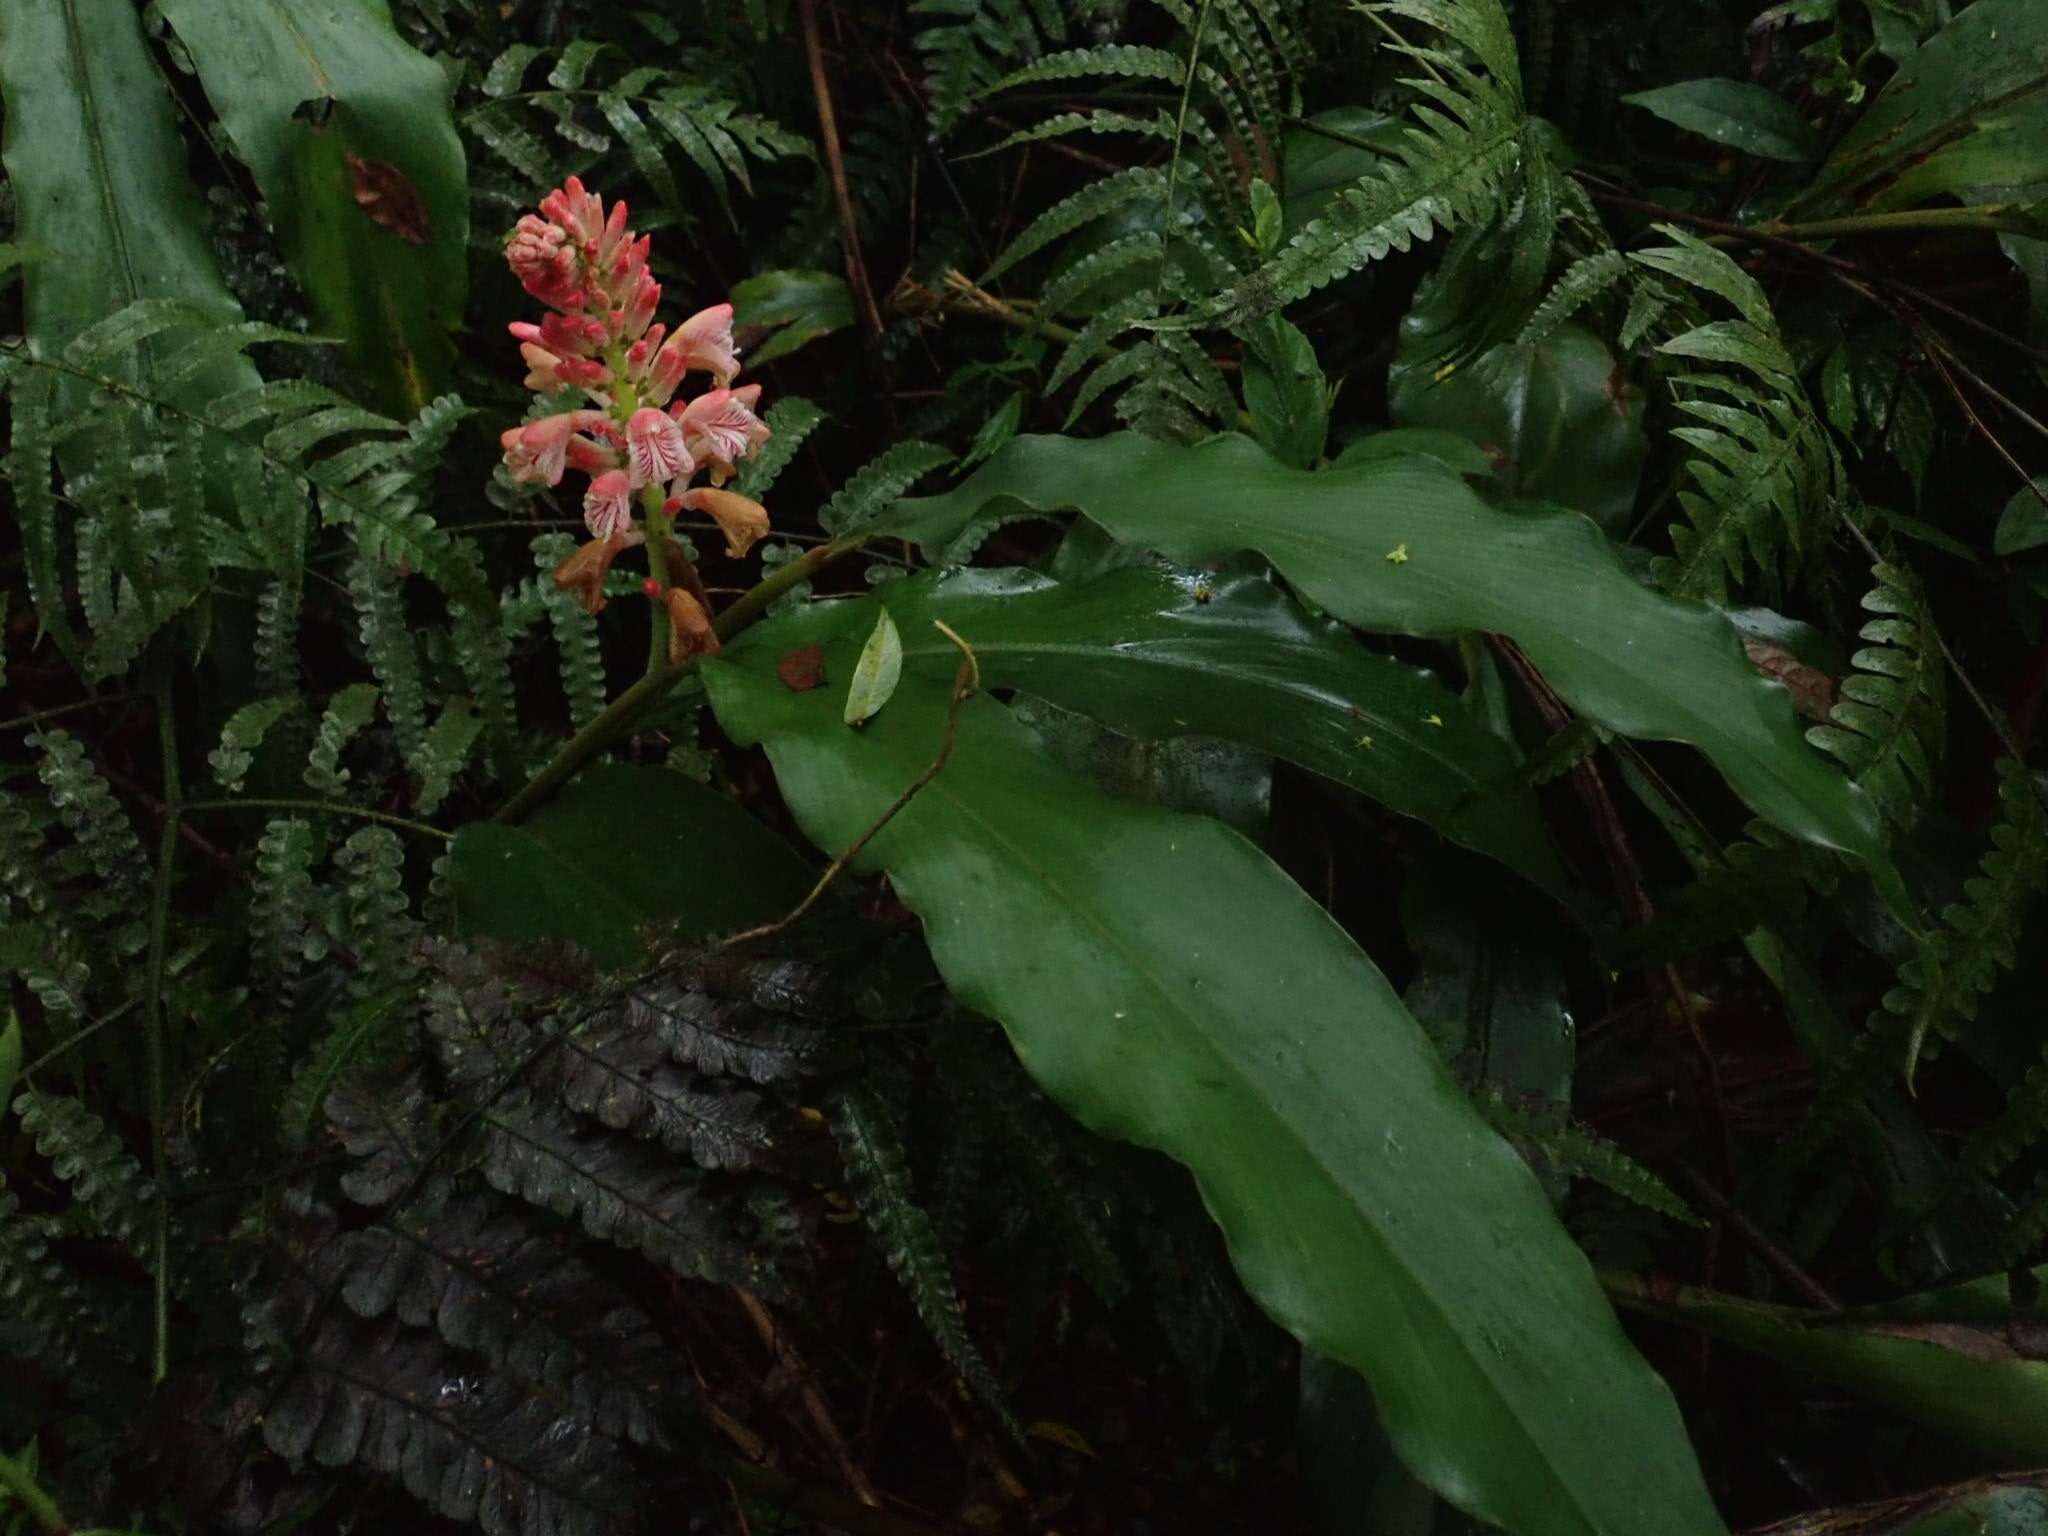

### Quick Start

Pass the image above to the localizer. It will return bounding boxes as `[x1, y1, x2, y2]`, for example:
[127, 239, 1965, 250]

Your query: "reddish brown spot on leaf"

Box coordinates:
[1744, 640, 1836, 723]
[346, 154, 431, 245]
[778, 645, 828, 692]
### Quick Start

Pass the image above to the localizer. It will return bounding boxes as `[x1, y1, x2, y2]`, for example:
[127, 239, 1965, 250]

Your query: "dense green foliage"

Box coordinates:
[3, 0, 2048, 1532]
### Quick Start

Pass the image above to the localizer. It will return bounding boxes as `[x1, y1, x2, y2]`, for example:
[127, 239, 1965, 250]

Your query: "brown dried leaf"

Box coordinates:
[777, 645, 827, 692]
[346, 153, 431, 246]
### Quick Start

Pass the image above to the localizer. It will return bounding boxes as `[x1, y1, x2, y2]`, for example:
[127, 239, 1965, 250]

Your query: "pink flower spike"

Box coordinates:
[621, 272, 660, 343]
[626, 407, 694, 488]
[676, 304, 741, 388]
[583, 469, 635, 539]
[507, 409, 607, 488]
[506, 215, 580, 309]
[564, 434, 619, 475]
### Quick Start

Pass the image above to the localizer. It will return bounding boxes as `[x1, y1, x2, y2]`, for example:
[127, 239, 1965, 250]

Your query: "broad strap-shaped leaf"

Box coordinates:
[875, 432, 1902, 911]
[449, 765, 814, 969]
[158, 0, 469, 412]
[1790, 0, 2048, 215]
[727, 566, 1568, 896]
[0, 0, 258, 418]
[703, 646, 1726, 1536]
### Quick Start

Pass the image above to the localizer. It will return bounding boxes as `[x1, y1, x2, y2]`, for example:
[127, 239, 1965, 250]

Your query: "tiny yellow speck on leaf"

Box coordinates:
[1355, 734, 1374, 750]
[1433, 361, 1457, 383]
[1385, 543, 1409, 564]
[1424, 713, 1443, 727]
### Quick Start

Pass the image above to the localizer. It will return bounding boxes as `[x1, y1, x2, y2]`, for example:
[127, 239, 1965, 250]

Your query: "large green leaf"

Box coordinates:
[729, 565, 1566, 895]
[1622, 79, 1822, 163]
[0, 0, 257, 408]
[448, 765, 813, 969]
[1609, 1267, 2048, 1463]
[874, 432, 1902, 910]
[1791, 0, 2048, 215]
[703, 645, 1726, 1536]
[158, 0, 469, 413]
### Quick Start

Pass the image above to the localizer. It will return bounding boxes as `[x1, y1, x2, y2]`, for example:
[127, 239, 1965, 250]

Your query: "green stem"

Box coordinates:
[0, 1447, 69, 1536]
[181, 798, 452, 842]
[1761, 204, 2044, 242]
[640, 483, 673, 676]
[492, 537, 848, 825]
[145, 672, 179, 1387]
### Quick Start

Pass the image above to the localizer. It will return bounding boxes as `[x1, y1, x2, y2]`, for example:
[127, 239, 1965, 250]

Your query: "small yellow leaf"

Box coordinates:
[1026, 1420, 1098, 1458]
[1355, 734, 1374, 750]
[1385, 543, 1409, 564]
[1424, 713, 1443, 727]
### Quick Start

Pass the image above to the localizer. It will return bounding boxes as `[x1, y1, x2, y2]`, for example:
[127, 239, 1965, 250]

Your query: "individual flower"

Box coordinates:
[676, 385, 770, 485]
[499, 409, 607, 488]
[626, 407, 693, 488]
[677, 487, 770, 559]
[662, 588, 720, 665]
[583, 470, 635, 539]
[551, 529, 644, 615]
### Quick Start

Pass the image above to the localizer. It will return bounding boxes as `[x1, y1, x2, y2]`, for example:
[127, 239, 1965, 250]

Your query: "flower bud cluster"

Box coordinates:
[502, 177, 771, 616]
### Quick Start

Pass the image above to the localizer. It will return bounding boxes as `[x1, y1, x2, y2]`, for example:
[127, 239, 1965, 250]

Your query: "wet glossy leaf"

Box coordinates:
[704, 647, 1726, 1536]
[874, 432, 1900, 910]
[723, 565, 1566, 895]
[1995, 477, 2048, 557]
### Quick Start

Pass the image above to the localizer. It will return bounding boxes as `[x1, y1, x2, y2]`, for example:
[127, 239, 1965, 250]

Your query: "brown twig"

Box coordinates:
[732, 1286, 882, 1509]
[800, 0, 884, 343]
[718, 623, 981, 950]
[1678, 1168, 1841, 1311]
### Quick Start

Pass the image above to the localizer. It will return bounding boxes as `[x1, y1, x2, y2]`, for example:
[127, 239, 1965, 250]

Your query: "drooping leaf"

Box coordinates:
[1239, 314, 1330, 469]
[843, 608, 905, 727]
[157, 0, 470, 412]
[1792, 0, 2048, 215]
[1622, 79, 1821, 163]
[450, 765, 813, 968]
[731, 268, 855, 366]
[724, 565, 1566, 895]
[702, 649, 1726, 1536]
[1995, 477, 2048, 558]
[874, 432, 1901, 910]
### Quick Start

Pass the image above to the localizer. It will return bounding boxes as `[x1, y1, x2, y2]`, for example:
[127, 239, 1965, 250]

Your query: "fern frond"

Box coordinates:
[984, 166, 1169, 283]
[532, 533, 608, 731]
[917, 0, 1076, 135]
[334, 825, 421, 1005]
[1805, 562, 1945, 826]
[819, 442, 957, 537]
[414, 700, 484, 817]
[1635, 229, 1845, 601]
[210, 696, 300, 795]
[12, 1090, 156, 1257]
[735, 396, 824, 499]
[253, 815, 325, 1005]
[303, 684, 383, 799]
[467, 43, 808, 215]
[481, 1102, 788, 1289]
[1902, 762, 2048, 1091]
[254, 1308, 644, 1536]
[834, 1084, 1017, 1436]
[1477, 1092, 1703, 1225]
[1215, 0, 1530, 320]
[32, 730, 147, 952]
[0, 1177, 95, 1368]
[347, 551, 430, 772]
[1518, 249, 1631, 347]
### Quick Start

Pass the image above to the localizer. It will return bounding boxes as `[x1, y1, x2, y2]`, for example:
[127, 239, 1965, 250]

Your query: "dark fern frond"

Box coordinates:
[1477, 1092, 1703, 1226]
[32, 729, 148, 954]
[303, 683, 382, 800]
[1805, 561, 1946, 828]
[209, 696, 300, 796]
[916, 0, 1076, 137]
[834, 1083, 1018, 1436]
[12, 1090, 156, 1257]
[0, 1176, 96, 1369]
[253, 815, 325, 1007]
[251, 1303, 646, 1536]
[819, 441, 956, 538]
